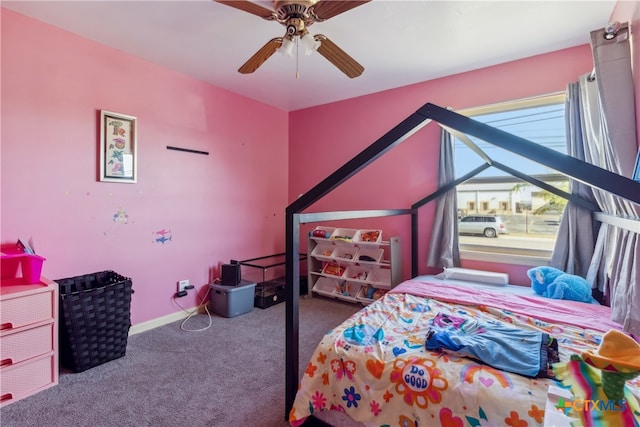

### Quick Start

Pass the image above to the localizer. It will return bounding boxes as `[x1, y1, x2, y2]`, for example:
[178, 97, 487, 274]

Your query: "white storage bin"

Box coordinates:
[322, 262, 346, 278]
[344, 265, 370, 282]
[355, 247, 384, 264]
[335, 281, 360, 299]
[367, 268, 391, 286]
[333, 246, 359, 262]
[311, 243, 336, 261]
[313, 277, 338, 297]
[357, 285, 388, 304]
[353, 229, 382, 244]
[310, 226, 335, 240]
[330, 228, 358, 243]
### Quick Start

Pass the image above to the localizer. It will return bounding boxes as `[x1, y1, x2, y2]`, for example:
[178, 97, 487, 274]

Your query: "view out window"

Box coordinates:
[453, 95, 568, 262]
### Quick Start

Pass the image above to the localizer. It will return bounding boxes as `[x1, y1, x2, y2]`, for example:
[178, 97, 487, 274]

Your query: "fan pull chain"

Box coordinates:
[296, 37, 300, 79]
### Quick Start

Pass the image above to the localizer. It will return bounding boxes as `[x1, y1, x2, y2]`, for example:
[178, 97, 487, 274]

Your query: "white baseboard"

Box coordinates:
[128, 310, 192, 336]
[129, 302, 211, 336]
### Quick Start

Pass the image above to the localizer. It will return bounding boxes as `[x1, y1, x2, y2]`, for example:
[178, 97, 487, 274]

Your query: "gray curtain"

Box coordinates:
[554, 23, 639, 334]
[550, 80, 599, 279]
[427, 128, 460, 268]
[589, 23, 639, 335]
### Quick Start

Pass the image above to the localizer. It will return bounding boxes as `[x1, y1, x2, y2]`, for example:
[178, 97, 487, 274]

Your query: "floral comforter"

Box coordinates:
[289, 279, 640, 427]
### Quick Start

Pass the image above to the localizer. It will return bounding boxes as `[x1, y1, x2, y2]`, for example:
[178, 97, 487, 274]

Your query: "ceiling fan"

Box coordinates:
[215, 0, 370, 78]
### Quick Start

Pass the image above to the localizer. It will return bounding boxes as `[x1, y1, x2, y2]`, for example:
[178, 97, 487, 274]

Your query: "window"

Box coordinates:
[453, 94, 568, 264]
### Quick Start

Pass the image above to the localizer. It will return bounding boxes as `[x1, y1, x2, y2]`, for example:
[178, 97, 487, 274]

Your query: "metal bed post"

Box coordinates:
[285, 212, 301, 420]
[411, 210, 419, 279]
[284, 110, 434, 418]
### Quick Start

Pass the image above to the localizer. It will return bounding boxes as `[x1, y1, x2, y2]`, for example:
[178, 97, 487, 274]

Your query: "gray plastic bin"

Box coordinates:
[209, 280, 256, 318]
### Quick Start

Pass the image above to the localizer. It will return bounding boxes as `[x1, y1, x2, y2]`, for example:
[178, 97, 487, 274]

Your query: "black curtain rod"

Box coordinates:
[166, 146, 209, 155]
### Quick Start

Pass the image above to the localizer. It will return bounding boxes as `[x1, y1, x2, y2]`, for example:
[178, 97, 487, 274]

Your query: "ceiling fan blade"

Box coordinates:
[214, 0, 275, 19]
[238, 38, 283, 74]
[314, 35, 364, 78]
[310, 0, 371, 20]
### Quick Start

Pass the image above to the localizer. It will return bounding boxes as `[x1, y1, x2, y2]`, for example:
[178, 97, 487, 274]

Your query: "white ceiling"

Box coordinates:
[3, 0, 617, 111]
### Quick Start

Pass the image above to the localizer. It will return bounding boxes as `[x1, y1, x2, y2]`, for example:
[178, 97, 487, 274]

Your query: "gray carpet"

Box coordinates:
[0, 295, 361, 427]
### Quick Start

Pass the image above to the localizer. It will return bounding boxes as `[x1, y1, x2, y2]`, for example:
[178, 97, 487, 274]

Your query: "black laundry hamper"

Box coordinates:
[56, 270, 134, 372]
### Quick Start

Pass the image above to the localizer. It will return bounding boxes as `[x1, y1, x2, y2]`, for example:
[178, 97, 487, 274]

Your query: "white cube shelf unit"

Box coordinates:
[307, 226, 402, 305]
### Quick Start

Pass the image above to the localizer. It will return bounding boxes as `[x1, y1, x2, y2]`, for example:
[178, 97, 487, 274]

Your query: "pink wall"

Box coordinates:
[289, 45, 595, 286]
[1, 9, 289, 325]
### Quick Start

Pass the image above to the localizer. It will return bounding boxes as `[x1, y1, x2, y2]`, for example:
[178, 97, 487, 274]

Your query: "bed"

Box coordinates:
[282, 102, 640, 425]
[289, 275, 640, 426]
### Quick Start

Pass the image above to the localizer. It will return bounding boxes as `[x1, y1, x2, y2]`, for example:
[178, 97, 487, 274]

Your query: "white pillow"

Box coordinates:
[435, 267, 509, 285]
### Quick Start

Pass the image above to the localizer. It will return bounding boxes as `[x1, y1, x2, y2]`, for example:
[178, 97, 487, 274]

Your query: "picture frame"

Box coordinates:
[633, 150, 640, 182]
[99, 110, 137, 183]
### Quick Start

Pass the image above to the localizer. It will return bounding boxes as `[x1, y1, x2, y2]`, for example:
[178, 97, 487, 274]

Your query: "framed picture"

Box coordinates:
[633, 150, 640, 182]
[99, 110, 137, 183]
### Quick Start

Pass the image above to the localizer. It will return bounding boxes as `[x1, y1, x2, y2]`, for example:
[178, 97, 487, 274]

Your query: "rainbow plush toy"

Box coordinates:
[553, 329, 640, 426]
[582, 330, 640, 401]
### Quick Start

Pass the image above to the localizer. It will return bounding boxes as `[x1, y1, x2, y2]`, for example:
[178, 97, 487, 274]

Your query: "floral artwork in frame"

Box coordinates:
[99, 110, 137, 183]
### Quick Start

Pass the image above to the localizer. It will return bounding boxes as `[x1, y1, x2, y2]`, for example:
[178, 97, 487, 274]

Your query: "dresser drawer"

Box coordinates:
[0, 323, 54, 368]
[0, 353, 56, 407]
[0, 289, 54, 331]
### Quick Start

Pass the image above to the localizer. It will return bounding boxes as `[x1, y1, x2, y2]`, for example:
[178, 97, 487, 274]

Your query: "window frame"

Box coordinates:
[454, 93, 566, 266]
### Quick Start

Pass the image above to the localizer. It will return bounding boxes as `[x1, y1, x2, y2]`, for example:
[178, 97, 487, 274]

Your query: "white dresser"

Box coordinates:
[0, 277, 58, 407]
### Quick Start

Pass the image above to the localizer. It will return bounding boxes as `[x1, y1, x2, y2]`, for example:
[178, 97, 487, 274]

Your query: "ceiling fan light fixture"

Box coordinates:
[215, 0, 370, 78]
[279, 37, 295, 57]
[300, 33, 321, 55]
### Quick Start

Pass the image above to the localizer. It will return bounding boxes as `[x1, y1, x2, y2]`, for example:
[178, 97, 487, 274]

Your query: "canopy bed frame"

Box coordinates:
[283, 102, 640, 420]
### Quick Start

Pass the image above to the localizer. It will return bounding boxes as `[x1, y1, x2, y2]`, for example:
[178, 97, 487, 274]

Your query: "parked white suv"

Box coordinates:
[458, 215, 508, 238]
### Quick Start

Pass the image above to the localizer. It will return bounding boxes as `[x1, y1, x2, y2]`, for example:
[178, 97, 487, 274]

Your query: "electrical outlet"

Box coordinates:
[178, 279, 190, 293]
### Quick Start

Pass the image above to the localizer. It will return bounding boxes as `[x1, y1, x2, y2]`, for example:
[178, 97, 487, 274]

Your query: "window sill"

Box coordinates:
[460, 244, 551, 266]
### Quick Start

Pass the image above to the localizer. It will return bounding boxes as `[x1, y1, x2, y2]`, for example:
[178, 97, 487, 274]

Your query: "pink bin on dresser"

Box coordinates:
[0, 244, 46, 285]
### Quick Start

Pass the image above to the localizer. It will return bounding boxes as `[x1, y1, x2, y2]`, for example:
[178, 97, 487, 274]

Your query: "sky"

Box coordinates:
[454, 103, 566, 179]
